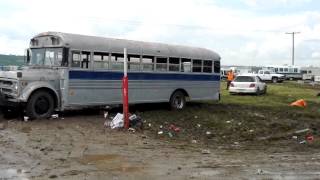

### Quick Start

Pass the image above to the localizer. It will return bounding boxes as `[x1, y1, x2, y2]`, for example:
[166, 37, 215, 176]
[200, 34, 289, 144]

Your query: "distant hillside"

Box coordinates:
[0, 54, 24, 66]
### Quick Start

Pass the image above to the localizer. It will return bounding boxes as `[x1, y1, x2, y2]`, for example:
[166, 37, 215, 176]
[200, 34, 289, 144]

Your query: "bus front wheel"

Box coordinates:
[26, 90, 54, 119]
[170, 91, 186, 110]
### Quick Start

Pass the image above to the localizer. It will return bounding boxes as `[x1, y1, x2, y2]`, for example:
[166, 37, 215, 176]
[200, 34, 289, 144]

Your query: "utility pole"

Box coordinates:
[285, 32, 300, 66]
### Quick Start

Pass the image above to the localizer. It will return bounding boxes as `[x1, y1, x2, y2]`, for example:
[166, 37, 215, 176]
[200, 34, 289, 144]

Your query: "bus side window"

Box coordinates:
[169, 57, 179, 72]
[141, 56, 154, 71]
[192, 59, 202, 72]
[128, 54, 140, 71]
[81, 51, 91, 69]
[156, 57, 168, 72]
[71, 51, 81, 68]
[203, 60, 212, 73]
[214, 61, 220, 73]
[294, 68, 298, 73]
[94, 52, 109, 69]
[111, 53, 124, 70]
[181, 58, 191, 72]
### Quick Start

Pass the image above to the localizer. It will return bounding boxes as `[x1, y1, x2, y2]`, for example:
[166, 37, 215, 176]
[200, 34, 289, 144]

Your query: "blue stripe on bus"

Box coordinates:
[69, 70, 220, 81]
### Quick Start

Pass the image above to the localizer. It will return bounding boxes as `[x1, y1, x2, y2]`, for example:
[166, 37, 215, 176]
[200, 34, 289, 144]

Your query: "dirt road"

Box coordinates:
[0, 112, 320, 180]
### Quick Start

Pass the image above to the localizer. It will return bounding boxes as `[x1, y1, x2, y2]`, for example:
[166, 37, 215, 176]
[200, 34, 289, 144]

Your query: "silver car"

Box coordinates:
[229, 75, 267, 95]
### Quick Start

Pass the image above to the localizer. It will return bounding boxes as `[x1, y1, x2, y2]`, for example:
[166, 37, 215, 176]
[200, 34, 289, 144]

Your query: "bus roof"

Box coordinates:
[31, 32, 220, 60]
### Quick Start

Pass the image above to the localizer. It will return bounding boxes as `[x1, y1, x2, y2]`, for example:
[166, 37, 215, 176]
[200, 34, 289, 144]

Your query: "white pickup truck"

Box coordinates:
[257, 70, 285, 83]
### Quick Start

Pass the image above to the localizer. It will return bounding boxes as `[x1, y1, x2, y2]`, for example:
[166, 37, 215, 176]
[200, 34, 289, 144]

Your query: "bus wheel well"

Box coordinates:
[171, 89, 189, 98]
[28, 88, 58, 109]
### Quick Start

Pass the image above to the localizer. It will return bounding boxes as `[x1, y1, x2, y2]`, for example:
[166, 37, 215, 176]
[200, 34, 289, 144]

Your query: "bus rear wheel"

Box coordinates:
[26, 91, 54, 119]
[170, 91, 186, 110]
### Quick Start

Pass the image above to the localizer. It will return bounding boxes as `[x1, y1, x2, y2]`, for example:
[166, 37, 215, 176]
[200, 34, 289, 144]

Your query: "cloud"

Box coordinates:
[0, 0, 319, 66]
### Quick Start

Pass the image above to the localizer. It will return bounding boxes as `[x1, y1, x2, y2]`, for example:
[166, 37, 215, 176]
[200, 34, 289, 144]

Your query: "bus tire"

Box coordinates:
[170, 91, 186, 110]
[272, 77, 278, 83]
[26, 90, 54, 119]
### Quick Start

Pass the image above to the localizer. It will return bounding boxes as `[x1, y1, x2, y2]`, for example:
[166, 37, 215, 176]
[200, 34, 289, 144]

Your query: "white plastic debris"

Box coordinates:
[128, 128, 136, 132]
[194, 115, 198, 119]
[197, 124, 201, 128]
[201, 149, 211, 154]
[23, 116, 29, 122]
[206, 131, 212, 135]
[191, 140, 197, 144]
[110, 113, 124, 129]
[158, 131, 163, 135]
[159, 125, 163, 129]
[257, 169, 264, 175]
[51, 114, 59, 119]
[148, 123, 152, 127]
[103, 111, 109, 119]
[249, 129, 254, 133]
[104, 120, 112, 127]
[295, 128, 310, 134]
[129, 114, 137, 121]
[292, 136, 298, 140]
[226, 121, 231, 124]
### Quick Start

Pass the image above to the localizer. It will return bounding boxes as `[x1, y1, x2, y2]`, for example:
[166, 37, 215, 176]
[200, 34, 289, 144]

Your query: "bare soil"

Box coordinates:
[1, 108, 320, 180]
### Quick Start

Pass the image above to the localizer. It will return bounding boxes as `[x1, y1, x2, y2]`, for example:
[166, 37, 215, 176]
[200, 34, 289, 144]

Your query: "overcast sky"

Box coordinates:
[0, 0, 320, 66]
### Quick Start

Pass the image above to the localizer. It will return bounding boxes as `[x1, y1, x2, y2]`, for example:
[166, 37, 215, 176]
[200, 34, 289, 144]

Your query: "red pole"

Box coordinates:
[123, 48, 129, 129]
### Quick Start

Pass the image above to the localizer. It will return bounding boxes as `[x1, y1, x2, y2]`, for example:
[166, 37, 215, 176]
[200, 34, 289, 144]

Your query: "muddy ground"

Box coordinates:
[0, 107, 320, 180]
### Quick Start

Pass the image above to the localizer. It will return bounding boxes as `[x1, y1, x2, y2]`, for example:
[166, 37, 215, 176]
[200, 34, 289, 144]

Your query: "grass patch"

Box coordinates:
[134, 81, 320, 150]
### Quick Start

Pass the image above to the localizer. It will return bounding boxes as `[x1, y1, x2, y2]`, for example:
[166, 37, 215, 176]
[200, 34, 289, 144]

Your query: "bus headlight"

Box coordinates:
[12, 82, 18, 92]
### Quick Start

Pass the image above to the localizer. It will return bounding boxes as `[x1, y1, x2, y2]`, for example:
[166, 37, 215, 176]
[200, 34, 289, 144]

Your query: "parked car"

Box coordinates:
[229, 75, 267, 95]
[257, 70, 285, 83]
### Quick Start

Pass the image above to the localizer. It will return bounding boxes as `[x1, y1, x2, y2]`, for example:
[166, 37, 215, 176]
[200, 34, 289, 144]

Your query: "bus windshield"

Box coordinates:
[30, 48, 63, 66]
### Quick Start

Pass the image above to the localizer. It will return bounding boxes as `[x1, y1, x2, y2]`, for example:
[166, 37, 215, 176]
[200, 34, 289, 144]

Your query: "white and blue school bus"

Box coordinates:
[0, 32, 221, 119]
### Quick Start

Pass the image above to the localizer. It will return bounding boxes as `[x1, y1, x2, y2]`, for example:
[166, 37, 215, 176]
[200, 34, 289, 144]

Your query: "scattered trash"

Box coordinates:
[104, 120, 112, 127]
[148, 123, 152, 127]
[234, 142, 239, 145]
[129, 114, 143, 129]
[238, 122, 242, 126]
[196, 124, 201, 128]
[306, 134, 314, 143]
[169, 124, 180, 132]
[194, 115, 198, 119]
[191, 140, 197, 144]
[104, 113, 143, 129]
[128, 128, 136, 133]
[256, 169, 264, 175]
[158, 131, 164, 135]
[290, 99, 307, 107]
[299, 140, 307, 144]
[249, 129, 254, 133]
[51, 114, 59, 119]
[201, 149, 211, 154]
[168, 132, 173, 138]
[110, 113, 124, 129]
[292, 136, 298, 140]
[226, 121, 231, 124]
[24, 116, 29, 122]
[159, 125, 163, 129]
[295, 128, 310, 134]
[206, 131, 212, 135]
[254, 113, 265, 118]
[103, 111, 109, 119]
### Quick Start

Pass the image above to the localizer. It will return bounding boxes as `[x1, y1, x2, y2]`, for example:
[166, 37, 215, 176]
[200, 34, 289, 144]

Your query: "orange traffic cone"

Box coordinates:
[290, 99, 307, 107]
